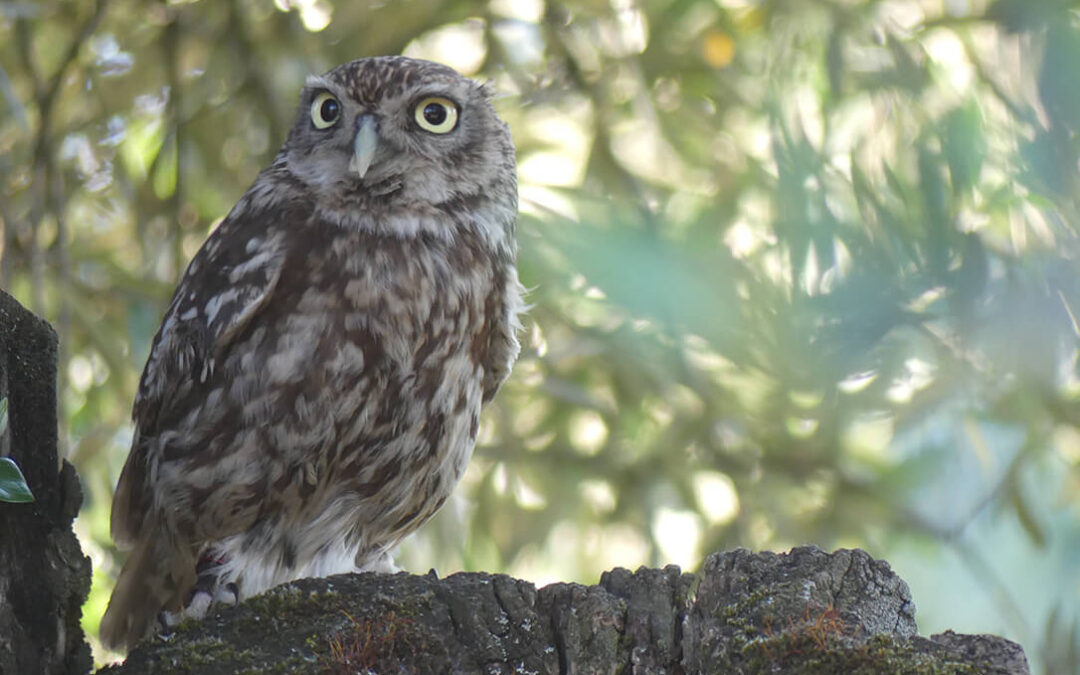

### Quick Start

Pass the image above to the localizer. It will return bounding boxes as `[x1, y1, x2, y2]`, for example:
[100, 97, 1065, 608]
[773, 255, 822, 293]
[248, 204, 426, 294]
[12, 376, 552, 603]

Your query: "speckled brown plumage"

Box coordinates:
[100, 56, 522, 652]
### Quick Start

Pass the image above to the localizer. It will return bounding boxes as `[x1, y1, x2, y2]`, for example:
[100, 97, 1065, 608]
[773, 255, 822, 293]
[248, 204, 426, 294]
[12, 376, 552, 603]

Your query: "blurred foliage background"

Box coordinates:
[2, 0, 1080, 670]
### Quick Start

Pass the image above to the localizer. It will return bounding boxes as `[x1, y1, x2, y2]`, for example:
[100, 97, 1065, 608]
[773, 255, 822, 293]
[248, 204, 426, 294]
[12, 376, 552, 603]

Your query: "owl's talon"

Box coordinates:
[220, 582, 240, 605]
[184, 588, 214, 620]
[157, 610, 178, 636]
[359, 550, 399, 574]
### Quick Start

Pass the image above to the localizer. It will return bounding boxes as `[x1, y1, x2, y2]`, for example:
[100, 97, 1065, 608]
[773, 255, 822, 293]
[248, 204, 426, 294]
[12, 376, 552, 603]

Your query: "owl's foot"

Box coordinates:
[193, 552, 241, 604]
[358, 549, 400, 574]
[156, 552, 240, 637]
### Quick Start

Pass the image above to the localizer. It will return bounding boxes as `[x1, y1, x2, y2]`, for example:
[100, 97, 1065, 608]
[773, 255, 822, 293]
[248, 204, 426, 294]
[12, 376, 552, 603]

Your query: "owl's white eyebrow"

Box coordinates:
[305, 75, 332, 90]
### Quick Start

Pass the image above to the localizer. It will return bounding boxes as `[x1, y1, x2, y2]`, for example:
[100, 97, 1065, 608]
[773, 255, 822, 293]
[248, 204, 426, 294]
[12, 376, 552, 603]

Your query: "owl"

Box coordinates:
[100, 56, 523, 652]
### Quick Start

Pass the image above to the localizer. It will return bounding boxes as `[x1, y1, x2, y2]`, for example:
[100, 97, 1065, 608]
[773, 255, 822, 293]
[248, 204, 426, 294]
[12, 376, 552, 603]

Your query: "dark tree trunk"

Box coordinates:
[0, 290, 92, 675]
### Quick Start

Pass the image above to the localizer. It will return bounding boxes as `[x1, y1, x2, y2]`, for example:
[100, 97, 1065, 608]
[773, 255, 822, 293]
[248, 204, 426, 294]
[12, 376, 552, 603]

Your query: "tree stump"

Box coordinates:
[100, 547, 1029, 674]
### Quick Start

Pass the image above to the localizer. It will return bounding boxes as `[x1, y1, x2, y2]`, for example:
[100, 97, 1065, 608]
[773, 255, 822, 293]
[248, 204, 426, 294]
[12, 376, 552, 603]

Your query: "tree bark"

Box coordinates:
[0, 289, 92, 675]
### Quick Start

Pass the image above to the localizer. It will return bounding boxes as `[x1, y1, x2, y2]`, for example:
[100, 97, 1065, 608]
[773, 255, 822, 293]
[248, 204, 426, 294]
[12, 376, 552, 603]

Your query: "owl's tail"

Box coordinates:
[100, 534, 196, 653]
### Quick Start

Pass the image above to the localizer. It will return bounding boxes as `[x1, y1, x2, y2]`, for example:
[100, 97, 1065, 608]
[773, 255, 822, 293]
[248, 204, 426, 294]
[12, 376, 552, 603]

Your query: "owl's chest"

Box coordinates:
[348, 245, 485, 324]
[259, 230, 497, 387]
[337, 240, 492, 361]
[270, 235, 494, 493]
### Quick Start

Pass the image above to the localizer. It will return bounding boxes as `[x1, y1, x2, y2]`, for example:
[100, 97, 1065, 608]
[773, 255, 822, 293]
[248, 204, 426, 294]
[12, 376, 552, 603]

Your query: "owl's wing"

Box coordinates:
[111, 203, 302, 547]
[480, 263, 526, 402]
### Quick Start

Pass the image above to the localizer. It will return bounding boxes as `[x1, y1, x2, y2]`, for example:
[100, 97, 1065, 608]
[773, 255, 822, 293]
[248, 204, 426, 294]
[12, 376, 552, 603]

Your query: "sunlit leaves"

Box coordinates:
[118, 113, 166, 184]
[556, 220, 742, 346]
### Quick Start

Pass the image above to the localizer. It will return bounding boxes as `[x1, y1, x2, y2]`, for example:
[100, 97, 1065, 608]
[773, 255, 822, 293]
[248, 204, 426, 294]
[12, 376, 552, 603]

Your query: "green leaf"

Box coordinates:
[1040, 24, 1080, 135]
[1009, 479, 1047, 548]
[152, 133, 178, 200]
[941, 102, 985, 195]
[0, 457, 35, 503]
[989, 0, 1068, 34]
[119, 115, 166, 183]
[826, 25, 845, 100]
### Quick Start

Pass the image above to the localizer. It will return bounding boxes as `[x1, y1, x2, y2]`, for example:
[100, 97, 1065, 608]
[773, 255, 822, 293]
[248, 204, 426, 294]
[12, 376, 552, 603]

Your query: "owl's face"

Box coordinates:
[280, 57, 514, 219]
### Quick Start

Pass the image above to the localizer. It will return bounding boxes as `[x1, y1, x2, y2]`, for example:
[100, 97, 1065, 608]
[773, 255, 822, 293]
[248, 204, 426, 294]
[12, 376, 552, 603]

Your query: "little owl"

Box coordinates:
[100, 56, 523, 652]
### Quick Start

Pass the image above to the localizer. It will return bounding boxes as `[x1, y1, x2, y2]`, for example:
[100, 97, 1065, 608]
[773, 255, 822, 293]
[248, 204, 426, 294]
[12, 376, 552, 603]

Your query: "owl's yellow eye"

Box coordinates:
[414, 97, 459, 134]
[311, 92, 341, 129]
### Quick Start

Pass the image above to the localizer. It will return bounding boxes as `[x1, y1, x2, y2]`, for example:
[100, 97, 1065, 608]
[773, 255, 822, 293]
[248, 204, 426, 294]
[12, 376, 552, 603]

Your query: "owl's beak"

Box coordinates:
[349, 114, 378, 178]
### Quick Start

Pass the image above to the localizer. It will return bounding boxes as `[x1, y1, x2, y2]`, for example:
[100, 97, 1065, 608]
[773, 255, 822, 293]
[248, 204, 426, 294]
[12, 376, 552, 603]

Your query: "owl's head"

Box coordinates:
[277, 56, 516, 237]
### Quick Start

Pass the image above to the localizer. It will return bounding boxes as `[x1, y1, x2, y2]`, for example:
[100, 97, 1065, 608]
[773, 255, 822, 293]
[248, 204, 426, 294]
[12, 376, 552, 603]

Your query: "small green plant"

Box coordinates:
[0, 398, 34, 503]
